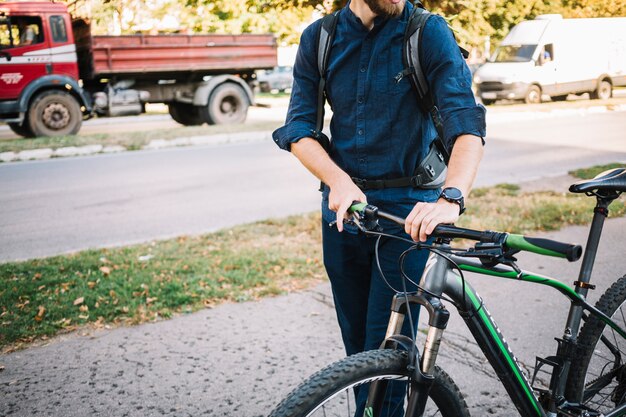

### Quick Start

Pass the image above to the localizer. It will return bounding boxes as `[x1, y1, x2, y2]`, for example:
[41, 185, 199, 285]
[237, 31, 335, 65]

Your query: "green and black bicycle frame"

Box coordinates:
[371, 194, 626, 417]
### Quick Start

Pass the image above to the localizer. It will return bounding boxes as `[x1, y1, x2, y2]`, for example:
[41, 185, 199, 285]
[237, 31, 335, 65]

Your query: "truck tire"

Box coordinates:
[8, 122, 35, 138]
[481, 99, 496, 105]
[524, 85, 542, 104]
[203, 83, 249, 125]
[27, 90, 82, 137]
[590, 79, 612, 100]
[168, 103, 204, 126]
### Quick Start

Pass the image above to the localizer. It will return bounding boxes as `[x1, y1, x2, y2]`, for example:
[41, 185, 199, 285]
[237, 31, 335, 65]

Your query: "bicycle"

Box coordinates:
[269, 167, 626, 417]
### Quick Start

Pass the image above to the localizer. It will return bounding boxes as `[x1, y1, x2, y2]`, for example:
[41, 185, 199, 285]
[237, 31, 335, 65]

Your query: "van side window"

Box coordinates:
[540, 44, 554, 64]
[50, 16, 68, 43]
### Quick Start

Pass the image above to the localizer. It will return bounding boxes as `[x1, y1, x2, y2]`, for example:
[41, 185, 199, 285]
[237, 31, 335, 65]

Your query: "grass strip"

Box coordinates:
[1, 181, 625, 351]
[569, 163, 625, 180]
[0, 120, 282, 153]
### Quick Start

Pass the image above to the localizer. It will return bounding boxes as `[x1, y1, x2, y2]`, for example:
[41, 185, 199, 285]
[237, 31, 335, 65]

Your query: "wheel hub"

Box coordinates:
[42, 103, 70, 130]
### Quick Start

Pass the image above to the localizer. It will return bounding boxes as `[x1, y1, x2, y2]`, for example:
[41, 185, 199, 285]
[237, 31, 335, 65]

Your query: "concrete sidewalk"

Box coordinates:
[1, 209, 625, 416]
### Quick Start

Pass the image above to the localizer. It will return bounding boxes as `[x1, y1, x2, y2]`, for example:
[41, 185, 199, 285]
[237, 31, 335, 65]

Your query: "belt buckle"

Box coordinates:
[352, 177, 367, 189]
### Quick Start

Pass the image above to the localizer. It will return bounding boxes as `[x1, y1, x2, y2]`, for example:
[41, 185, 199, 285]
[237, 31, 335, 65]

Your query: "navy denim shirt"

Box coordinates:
[273, 2, 486, 227]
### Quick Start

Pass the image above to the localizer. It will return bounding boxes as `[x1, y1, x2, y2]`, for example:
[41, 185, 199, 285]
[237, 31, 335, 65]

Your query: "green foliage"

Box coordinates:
[82, 0, 626, 47]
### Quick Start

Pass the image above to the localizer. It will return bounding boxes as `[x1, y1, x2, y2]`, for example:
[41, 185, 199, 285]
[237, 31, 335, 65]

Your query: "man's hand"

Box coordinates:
[328, 175, 366, 232]
[405, 199, 460, 242]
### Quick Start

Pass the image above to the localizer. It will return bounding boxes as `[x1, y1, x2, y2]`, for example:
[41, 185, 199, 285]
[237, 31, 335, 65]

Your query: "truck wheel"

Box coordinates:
[481, 99, 496, 105]
[590, 79, 612, 100]
[524, 85, 542, 104]
[203, 83, 249, 125]
[27, 90, 82, 137]
[8, 122, 35, 138]
[168, 103, 204, 126]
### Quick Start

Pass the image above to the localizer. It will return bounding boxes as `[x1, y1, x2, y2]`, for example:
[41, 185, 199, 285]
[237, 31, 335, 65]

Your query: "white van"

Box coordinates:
[473, 15, 626, 104]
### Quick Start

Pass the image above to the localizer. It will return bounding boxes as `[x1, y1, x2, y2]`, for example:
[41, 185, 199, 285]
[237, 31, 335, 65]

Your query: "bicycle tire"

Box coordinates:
[269, 349, 470, 417]
[566, 274, 626, 413]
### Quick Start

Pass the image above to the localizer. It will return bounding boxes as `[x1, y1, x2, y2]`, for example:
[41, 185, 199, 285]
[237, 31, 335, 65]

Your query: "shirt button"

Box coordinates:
[357, 96, 364, 104]
[359, 158, 365, 163]
[360, 67, 366, 73]
[358, 129, 364, 135]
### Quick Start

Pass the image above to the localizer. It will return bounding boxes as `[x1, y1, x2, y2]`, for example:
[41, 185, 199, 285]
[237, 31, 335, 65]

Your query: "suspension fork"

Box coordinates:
[366, 252, 452, 417]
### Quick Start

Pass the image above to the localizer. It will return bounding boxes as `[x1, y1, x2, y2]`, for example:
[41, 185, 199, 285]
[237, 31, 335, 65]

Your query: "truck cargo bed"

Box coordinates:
[75, 21, 277, 80]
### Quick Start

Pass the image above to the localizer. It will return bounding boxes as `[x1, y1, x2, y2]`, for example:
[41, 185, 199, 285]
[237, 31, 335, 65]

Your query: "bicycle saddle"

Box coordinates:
[569, 168, 626, 194]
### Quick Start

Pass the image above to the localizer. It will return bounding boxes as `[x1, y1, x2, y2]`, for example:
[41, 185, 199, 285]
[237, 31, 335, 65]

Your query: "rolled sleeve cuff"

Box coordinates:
[272, 120, 316, 152]
[442, 104, 487, 146]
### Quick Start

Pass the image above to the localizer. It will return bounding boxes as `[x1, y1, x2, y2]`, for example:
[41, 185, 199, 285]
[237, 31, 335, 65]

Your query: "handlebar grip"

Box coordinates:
[505, 234, 582, 262]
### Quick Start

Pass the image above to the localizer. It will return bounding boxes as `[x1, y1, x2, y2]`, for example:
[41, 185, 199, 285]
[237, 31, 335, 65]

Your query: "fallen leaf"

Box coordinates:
[99, 266, 111, 276]
[95, 301, 100, 308]
[87, 281, 97, 289]
[34, 306, 46, 321]
[33, 273, 42, 280]
[37, 285, 46, 291]
[146, 297, 158, 304]
[121, 306, 129, 313]
[79, 305, 89, 312]
[78, 314, 89, 320]
[73, 297, 84, 306]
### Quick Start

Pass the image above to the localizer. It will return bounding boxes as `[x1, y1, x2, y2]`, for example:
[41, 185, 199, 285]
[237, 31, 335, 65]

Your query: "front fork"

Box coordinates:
[366, 252, 452, 416]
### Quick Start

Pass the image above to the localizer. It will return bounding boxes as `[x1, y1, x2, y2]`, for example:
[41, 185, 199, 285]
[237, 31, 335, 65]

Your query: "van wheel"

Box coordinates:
[28, 90, 82, 137]
[481, 99, 496, 105]
[524, 85, 542, 104]
[202, 83, 249, 125]
[551, 95, 568, 102]
[590, 79, 612, 100]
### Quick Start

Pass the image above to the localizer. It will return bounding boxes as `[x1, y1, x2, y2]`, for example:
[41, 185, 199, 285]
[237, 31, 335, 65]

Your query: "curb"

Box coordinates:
[0, 130, 273, 163]
[1, 104, 625, 164]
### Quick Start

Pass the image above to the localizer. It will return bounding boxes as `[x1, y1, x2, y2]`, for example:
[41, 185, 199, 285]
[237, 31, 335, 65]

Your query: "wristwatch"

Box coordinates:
[440, 187, 465, 215]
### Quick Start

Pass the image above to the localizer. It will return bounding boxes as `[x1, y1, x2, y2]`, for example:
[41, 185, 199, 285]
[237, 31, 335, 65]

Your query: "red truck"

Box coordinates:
[0, 2, 277, 137]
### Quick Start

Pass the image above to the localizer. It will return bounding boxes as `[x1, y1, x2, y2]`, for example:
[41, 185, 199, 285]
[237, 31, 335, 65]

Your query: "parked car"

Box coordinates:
[473, 15, 626, 105]
[256, 66, 293, 93]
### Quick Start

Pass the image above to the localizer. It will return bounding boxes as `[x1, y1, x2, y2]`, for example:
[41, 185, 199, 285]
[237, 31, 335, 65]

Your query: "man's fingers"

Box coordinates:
[410, 204, 434, 241]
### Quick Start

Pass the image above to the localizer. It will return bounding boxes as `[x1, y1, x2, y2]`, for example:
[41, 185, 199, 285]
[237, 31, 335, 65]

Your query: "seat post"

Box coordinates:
[563, 195, 616, 341]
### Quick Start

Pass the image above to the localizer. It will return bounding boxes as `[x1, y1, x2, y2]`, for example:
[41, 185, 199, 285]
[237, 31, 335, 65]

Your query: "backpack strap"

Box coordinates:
[401, 4, 452, 163]
[313, 11, 339, 152]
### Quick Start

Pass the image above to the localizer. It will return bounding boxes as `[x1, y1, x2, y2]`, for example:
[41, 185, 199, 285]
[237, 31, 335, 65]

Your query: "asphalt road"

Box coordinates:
[1, 110, 625, 262]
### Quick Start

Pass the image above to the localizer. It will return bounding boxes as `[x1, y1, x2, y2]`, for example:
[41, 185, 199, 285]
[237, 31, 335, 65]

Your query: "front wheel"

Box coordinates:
[269, 349, 470, 417]
[566, 274, 626, 413]
[27, 90, 82, 137]
[525, 85, 542, 104]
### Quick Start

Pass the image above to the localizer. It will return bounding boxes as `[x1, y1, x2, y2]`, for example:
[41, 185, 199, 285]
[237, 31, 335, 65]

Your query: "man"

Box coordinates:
[273, 0, 485, 412]
[18, 21, 37, 46]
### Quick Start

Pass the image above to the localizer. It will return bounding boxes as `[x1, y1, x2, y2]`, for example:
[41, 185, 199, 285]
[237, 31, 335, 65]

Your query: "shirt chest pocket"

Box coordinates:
[373, 46, 412, 96]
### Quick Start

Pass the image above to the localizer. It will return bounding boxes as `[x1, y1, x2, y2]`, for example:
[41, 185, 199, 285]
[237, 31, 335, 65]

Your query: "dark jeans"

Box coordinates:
[322, 220, 430, 417]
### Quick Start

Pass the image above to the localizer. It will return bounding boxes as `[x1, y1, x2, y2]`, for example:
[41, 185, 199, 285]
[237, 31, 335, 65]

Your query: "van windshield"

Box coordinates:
[491, 45, 537, 63]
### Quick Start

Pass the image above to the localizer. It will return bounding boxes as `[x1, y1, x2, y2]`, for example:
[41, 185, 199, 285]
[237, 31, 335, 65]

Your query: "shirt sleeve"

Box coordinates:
[272, 22, 321, 152]
[420, 15, 486, 148]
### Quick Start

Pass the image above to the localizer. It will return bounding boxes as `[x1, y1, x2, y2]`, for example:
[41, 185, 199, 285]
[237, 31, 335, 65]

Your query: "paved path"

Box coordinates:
[2, 215, 625, 416]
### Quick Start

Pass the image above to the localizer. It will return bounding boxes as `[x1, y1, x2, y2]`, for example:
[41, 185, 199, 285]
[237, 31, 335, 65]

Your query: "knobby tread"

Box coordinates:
[566, 274, 626, 403]
[269, 349, 470, 417]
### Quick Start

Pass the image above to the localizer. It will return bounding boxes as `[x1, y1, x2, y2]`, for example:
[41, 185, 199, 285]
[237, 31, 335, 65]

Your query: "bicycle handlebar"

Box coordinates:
[348, 202, 583, 262]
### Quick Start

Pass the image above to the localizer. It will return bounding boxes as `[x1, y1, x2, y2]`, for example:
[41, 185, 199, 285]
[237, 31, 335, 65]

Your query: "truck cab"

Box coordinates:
[0, 2, 90, 137]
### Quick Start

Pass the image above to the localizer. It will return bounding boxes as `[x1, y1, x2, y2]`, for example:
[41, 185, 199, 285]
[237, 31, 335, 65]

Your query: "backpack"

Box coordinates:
[313, 2, 469, 190]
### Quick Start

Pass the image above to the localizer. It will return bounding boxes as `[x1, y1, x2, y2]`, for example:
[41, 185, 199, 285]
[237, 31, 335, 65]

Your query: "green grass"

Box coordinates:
[0, 120, 281, 153]
[569, 163, 625, 180]
[2, 180, 625, 350]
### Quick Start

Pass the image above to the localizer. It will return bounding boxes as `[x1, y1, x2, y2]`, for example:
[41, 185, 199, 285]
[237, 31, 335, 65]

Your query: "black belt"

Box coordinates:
[351, 174, 431, 190]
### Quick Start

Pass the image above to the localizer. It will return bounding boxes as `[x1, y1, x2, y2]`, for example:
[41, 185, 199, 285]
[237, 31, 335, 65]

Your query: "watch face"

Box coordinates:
[444, 187, 462, 200]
